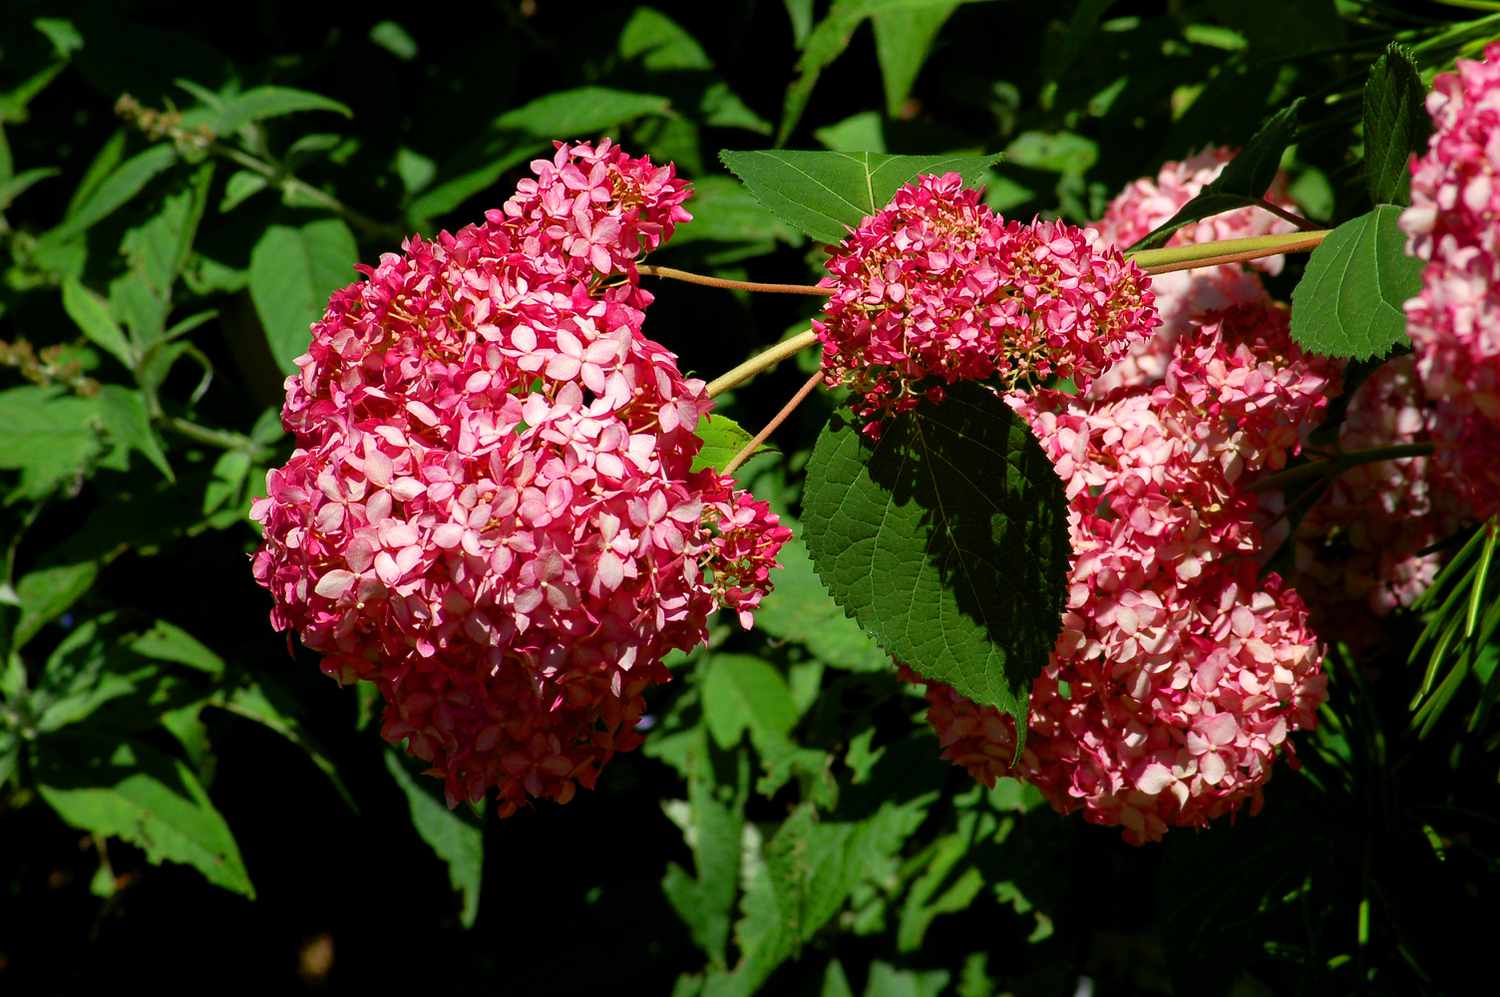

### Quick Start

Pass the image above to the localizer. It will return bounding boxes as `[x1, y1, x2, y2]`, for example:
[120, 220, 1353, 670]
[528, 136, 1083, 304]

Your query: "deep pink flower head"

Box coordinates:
[1401, 43, 1500, 520]
[814, 172, 1158, 436]
[909, 302, 1332, 843]
[1088, 147, 1297, 397]
[1294, 356, 1466, 643]
[250, 141, 789, 815]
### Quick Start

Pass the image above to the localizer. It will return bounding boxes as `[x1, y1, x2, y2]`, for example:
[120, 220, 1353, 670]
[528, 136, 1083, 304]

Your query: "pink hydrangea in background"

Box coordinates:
[908, 301, 1334, 844]
[1294, 357, 1466, 644]
[1088, 147, 1300, 398]
[1401, 43, 1500, 521]
[251, 140, 789, 815]
[814, 172, 1158, 437]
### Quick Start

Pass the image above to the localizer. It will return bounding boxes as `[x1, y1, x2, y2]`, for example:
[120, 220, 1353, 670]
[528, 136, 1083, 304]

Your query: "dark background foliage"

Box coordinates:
[1, 1, 1496, 994]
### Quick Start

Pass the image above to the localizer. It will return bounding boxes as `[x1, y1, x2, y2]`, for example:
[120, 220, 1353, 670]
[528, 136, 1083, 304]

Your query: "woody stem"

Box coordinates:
[722, 371, 826, 476]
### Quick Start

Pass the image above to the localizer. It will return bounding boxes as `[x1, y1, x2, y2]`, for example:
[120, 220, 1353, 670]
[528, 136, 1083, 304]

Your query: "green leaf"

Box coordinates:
[384, 748, 482, 927]
[34, 619, 142, 733]
[669, 177, 802, 250]
[369, 21, 419, 61]
[871, 3, 961, 116]
[50, 144, 178, 243]
[212, 678, 354, 809]
[719, 149, 1004, 245]
[409, 88, 671, 221]
[1290, 205, 1422, 360]
[61, 277, 134, 368]
[693, 414, 765, 473]
[754, 532, 890, 672]
[701, 655, 799, 750]
[801, 383, 1069, 740]
[0, 386, 104, 502]
[219, 170, 268, 212]
[1132, 99, 1303, 251]
[202, 85, 352, 135]
[0, 165, 59, 210]
[863, 962, 951, 997]
[35, 735, 254, 896]
[248, 218, 358, 372]
[13, 560, 97, 651]
[1363, 44, 1430, 206]
[0, 730, 18, 790]
[662, 733, 748, 968]
[96, 385, 173, 480]
[128, 620, 224, 676]
[202, 449, 252, 515]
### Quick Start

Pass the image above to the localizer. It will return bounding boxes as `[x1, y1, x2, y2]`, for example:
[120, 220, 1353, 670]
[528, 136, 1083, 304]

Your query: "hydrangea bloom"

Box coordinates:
[909, 302, 1332, 843]
[1401, 43, 1500, 520]
[814, 172, 1158, 436]
[251, 140, 789, 814]
[1293, 357, 1465, 643]
[1088, 147, 1298, 397]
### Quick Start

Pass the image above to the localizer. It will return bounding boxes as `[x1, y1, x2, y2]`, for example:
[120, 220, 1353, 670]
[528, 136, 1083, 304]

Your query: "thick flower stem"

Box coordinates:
[706, 330, 820, 398]
[1131, 230, 1331, 275]
[638, 265, 832, 296]
[722, 371, 825, 476]
[164, 416, 273, 458]
[1254, 198, 1322, 232]
[1247, 441, 1436, 493]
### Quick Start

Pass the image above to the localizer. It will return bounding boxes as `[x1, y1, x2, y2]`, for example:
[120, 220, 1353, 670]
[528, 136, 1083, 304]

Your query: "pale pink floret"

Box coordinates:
[814, 172, 1159, 437]
[909, 302, 1332, 844]
[1088, 147, 1298, 398]
[250, 141, 788, 815]
[1401, 43, 1500, 520]
[1294, 357, 1466, 642]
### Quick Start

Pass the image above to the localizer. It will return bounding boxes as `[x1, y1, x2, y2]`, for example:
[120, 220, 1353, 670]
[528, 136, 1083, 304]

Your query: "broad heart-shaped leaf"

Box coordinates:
[719, 149, 1003, 245]
[701, 654, 800, 750]
[35, 735, 254, 897]
[1290, 205, 1422, 360]
[801, 383, 1068, 739]
[249, 218, 359, 372]
[0, 385, 105, 502]
[1363, 43, 1430, 206]
[754, 530, 891, 672]
[384, 748, 482, 928]
[1131, 98, 1303, 252]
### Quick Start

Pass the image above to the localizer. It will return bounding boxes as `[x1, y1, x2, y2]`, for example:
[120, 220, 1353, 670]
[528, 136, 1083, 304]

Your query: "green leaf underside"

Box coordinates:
[1290, 205, 1423, 360]
[1363, 43, 1430, 206]
[36, 736, 253, 897]
[800, 383, 1069, 740]
[719, 149, 1004, 245]
[1131, 98, 1303, 252]
[384, 749, 483, 927]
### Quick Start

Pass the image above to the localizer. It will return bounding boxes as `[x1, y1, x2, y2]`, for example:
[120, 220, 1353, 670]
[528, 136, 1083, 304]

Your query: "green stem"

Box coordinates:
[1255, 198, 1322, 232]
[1128, 229, 1331, 274]
[1247, 442, 1435, 494]
[706, 330, 820, 398]
[210, 143, 402, 241]
[163, 417, 272, 458]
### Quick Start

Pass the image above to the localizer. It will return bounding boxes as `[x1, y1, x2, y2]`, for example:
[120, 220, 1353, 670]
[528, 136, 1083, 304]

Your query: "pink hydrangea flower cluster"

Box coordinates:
[908, 303, 1335, 843]
[1293, 357, 1465, 643]
[250, 140, 790, 815]
[1401, 43, 1500, 521]
[814, 172, 1159, 437]
[1088, 147, 1298, 397]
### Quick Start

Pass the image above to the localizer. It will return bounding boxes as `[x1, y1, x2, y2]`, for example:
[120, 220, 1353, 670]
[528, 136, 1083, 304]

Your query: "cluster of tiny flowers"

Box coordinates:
[1293, 357, 1465, 643]
[909, 302, 1333, 843]
[814, 172, 1159, 437]
[1088, 147, 1298, 397]
[1401, 43, 1500, 521]
[250, 140, 789, 814]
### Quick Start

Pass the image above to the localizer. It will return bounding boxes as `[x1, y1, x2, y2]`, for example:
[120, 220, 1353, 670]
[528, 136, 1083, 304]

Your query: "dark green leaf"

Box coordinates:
[864, 962, 951, 997]
[248, 218, 358, 372]
[384, 748, 482, 927]
[34, 619, 141, 733]
[212, 679, 354, 809]
[0, 165, 59, 210]
[219, 170, 268, 212]
[1363, 44, 1430, 206]
[719, 149, 1004, 245]
[369, 21, 419, 61]
[207, 86, 352, 134]
[51, 144, 178, 243]
[701, 655, 799, 750]
[754, 532, 890, 672]
[96, 386, 173, 480]
[801, 384, 1069, 739]
[35, 735, 253, 896]
[663, 732, 748, 968]
[128, 620, 224, 676]
[1132, 99, 1303, 251]
[109, 161, 214, 349]
[13, 560, 98, 651]
[871, 3, 962, 116]
[669, 177, 802, 249]
[1290, 205, 1422, 360]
